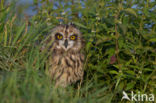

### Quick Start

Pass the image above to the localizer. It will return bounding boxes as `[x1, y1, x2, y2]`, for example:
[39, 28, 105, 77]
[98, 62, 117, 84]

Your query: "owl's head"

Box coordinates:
[46, 24, 84, 52]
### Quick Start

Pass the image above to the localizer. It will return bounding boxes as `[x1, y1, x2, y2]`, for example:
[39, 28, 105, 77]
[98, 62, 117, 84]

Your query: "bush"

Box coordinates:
[0, 0, 155, 103]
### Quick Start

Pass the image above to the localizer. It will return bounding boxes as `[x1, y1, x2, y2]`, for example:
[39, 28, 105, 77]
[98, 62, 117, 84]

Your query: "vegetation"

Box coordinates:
[0, 0, 156, 103]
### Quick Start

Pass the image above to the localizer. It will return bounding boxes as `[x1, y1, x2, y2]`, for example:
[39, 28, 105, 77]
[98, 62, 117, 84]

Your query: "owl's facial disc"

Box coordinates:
[53, 24, 81, 52]
[58, 39, 75, 51]
[55, 33, 76, 51]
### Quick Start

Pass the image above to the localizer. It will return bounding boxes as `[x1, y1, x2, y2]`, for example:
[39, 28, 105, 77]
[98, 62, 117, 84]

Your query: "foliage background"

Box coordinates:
[0, 0, 156, 103]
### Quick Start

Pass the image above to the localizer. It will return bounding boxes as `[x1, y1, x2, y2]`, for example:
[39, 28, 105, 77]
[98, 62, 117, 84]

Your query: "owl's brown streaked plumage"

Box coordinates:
[43, 24, 85, 87]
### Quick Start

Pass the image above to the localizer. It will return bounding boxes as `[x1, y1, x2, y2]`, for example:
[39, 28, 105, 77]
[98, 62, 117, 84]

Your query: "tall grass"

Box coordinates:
[0, 0, 156, 103]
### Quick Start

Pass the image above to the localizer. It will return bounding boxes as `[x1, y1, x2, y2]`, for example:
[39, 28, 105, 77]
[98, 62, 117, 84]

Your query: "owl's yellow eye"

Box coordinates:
[57, 35, 63, 39]
[55, 33, 63, 40]
[70, 35, 77, 40]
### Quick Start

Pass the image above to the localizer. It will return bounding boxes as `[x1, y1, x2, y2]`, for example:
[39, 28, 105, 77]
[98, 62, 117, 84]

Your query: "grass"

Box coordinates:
[0, 0, 156, 103]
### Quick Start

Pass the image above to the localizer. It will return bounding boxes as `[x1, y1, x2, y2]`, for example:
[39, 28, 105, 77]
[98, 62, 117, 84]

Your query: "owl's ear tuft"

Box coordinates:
[68, 22, 74, 25]
[68, 22, 76, 27]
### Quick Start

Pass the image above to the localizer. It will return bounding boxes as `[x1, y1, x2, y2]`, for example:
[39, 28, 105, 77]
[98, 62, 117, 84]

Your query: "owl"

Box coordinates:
[42, 24, 85, 87]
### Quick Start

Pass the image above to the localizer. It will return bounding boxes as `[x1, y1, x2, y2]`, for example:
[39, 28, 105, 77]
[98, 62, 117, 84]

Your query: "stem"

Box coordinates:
[115, 14, 120, 65]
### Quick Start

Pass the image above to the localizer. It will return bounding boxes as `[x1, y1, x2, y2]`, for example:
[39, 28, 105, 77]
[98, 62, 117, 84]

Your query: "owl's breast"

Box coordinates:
[48, 53, 85, 87]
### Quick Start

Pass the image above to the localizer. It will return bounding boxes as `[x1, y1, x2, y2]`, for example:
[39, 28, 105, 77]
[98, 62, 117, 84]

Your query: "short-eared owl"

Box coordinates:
[42, 24, 85, 87]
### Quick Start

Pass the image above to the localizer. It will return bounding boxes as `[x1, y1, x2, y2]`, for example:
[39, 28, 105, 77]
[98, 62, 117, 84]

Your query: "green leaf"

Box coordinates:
[72, 22, 88, 29]
[126, 82, 135, 90]
[123, 8, 137, 17]
[102, 93, 114, 103]
[126, 70, 135, 76]
[149, 38, 156, 42]
[12, 23, 25, 45]
[109, 70, 118, 75]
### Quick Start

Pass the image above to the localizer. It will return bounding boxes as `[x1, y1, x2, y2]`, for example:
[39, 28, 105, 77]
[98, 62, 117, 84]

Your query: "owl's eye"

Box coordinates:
[70, 35, 77, 40]
[55, 33, 63, 40]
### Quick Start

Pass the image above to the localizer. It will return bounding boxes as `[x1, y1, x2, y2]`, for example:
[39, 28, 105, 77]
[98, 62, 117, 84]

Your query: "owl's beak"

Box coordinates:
[64, 39, 68, 48]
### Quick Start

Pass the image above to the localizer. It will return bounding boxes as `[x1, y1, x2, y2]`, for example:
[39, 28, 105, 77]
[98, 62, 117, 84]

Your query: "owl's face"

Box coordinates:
[49, 24, 83, 52]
